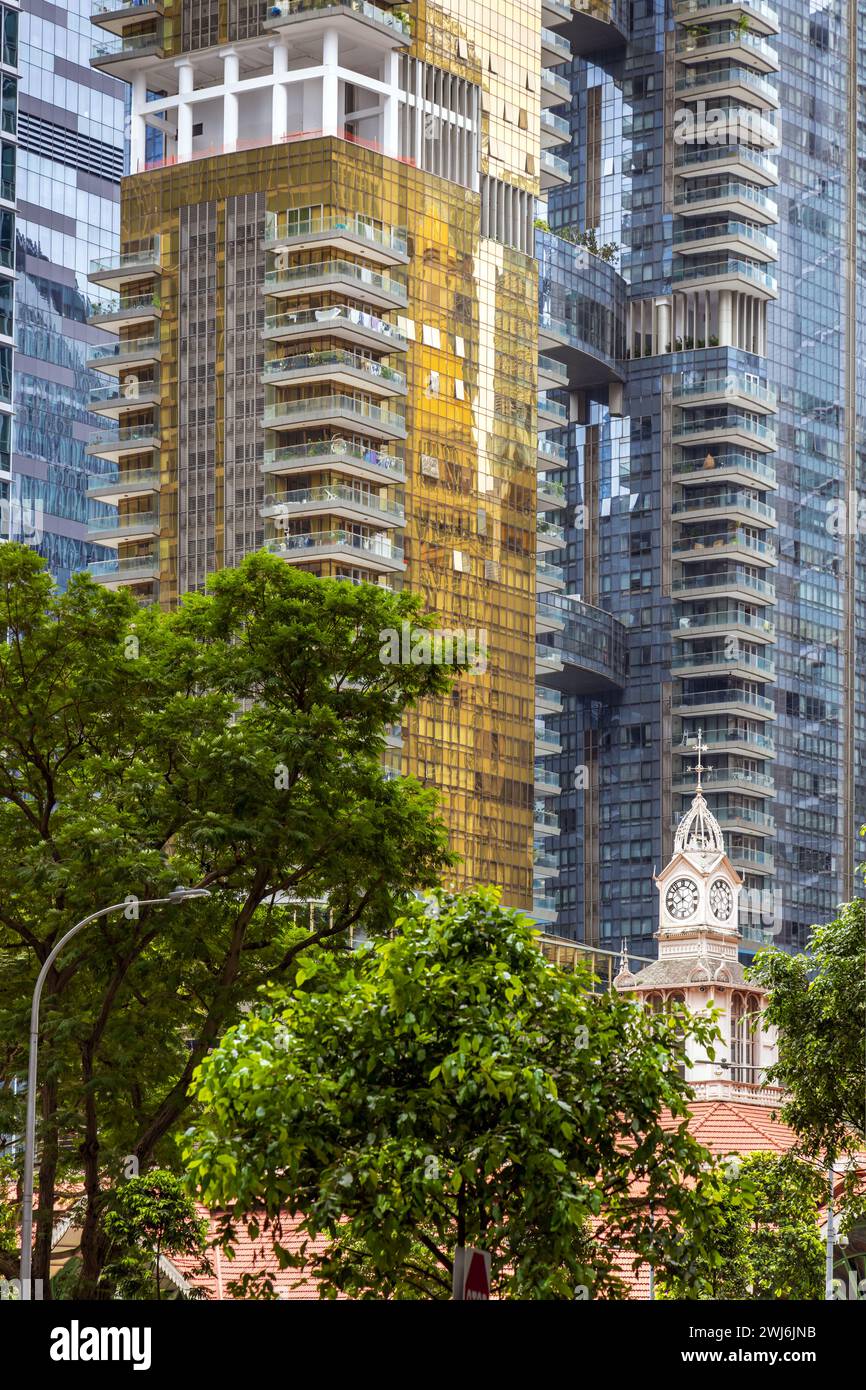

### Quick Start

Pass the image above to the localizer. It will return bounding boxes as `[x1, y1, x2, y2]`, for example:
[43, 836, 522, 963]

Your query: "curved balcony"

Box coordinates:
[534, 806, 561, 836]
[263, 393, 407, 440]
[676, 27, 779, 73]
[673, 528, 776, 567]
[683, 723, 774, 758]
[537, 230, 626, 386]
[87, 335, 162, 375]
[675, 143, 779, 189]
[671, 605, 775, 643]
[533, 847, 560, 877]
[91, 1, 164, 33]
[262, 484, 404, 529]
[541, 148, 570, 189]
[673, 686, 775, 719]
[672, 411, 777, 452]
[673, 219, 778, 262]
[673, 0, 779, 35]
[86, 426, 161, 464]
[672, 489, 776, 528]
[537, 476, 567, 509]
[562, 0, 629, 54]
[263, 302, 406, 354]
[542, 0, 573, 25]
[262, 349, 407, 397]
[672, 566, 775, 604]
[87, 464, 160, 503]
[672, 374, 776, 412]
[88, 239, 161, 291]
[673, 178, 778, 225]
[671, 647, 775, 680]
[264, 209, 408, 265]
[729, 845, 775, 873]
[87, 510, 160, 544]
[537, 559, 566, 593]
[86, 550, 159, 587]
[535, 684, 563, 714]
[674, 62, 779, 110]
[538, 353, 569, 390]
[673, 766, 775, 797]
[88, 292, 163, 330]
[264, 259, 407, 310]
[538, 436, 568, 470]
[88, 379, 160, 417]
[262, 438, 405, 485]
[540, 68, 571, 107]
[535, 599, 629, 697]
[541, 108, 570, 149]
[266, 529, 406, 573]
[91, 30, 164, 78]
[673, 448, 776, 488]
[534, 765, 562, 797]
[537, 518, 566, 553]
[541, 25, 573, 64]
[263, 0, 412, 46]
[536, 643, 565, 677]
[538, 394, 568, 427]
[535, 718, 563, 755]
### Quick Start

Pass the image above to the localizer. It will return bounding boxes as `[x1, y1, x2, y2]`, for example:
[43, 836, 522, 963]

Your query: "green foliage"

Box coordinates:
[0, 544, 460, 1292]
[101, 1170, 209, 1300]
[186, 888, 738, 1300]
[748, 898, 866, 1158]
[660, 1153, 825, 1300]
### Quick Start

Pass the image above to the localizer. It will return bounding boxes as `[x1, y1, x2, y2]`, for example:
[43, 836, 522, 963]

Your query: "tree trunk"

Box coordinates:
[32, 1074, 59, 1300]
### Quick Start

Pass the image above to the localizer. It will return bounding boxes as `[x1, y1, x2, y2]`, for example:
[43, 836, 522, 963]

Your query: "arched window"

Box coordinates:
[731, 992, 760, 1082]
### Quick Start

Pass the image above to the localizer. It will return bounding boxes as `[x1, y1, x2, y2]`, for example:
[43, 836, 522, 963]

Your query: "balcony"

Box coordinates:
[533, 847, 560, 876]
[540, 68, 570, 107]
[685, 724, 774, 758]
[87, 510, 160, 545]
[538, 353, 569, 390]
[91, 0, 164, 31]
[262, 349, 407, 397]
[674, 62, 779, 110]
[264, 259, 407, 310]
[534, 806, 561, 836]
[671, 606, 775, 643]
[263, 209, 408, 266]
[562, 0, 630, 54]
[671, 489, 776, 528]
[542, 0, 572, 24]
[674, 144, 779, 189]
[541, 24, 573, 64]
[540, 148, 570, 189]
[88, 239, 161, 291]
[86, 550, 159, 587]
[262, 484, 404, 528]
[675, 26, 779, 73]
[540, 108, 570, 149]
[262, 302, 406, 354]
[536, 559, 566, 593]
[672, 374, 776, 412]
[673, 529, 777, 567]
[537, 598, 629, 697]
[673, 449, 776, 488]
[535, 719, 563, 755]
[538, 436, 568, 470]
[262, 438, 405, 485]
[671, 648, 776, 680]
[538, 394, 568, 427]
[536, 643, 565, 677]
[88, 380, 160, 417]
[672, 412, 777, 452]
[87, 335, 162, 376]
[672, 254, 778, 299]
[266, 529, 406, 573]
[673, 179, 778, 225]
[91, 29, 163, 77]
[673, 767, 775, 797]
[671, 567, 775, 603]
[86, 426, 161, 464]
[673, 0, 779, 36]
[537, 476, 567, 509]
[673, 686, 775, 719]
[87, 464, 160, 503]
[673, 219, 778, 262]
[532, 893, 558, 924]
[729, 846, 775, 873]
[263, 0, 412, 46]
[535, 684, 564, 713]
[263, 393, 407, 439]
[88, 292, 163, 330]
[534, 765, 562, 796]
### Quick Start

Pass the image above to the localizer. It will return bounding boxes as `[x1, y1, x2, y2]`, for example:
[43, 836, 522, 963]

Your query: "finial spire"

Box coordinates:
[693, 727, 706, 794]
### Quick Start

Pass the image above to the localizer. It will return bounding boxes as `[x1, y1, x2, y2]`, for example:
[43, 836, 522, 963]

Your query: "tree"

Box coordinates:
[101, 1170, 209, 1300]
[748, 898, 866, 1159]
[185, 888, 738, 1300]
[660, 1152, 825, 1300]
[0, 544, 460, 1297]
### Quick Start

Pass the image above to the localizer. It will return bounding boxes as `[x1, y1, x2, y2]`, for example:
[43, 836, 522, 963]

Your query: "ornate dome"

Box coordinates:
[674, 790, 725, 855]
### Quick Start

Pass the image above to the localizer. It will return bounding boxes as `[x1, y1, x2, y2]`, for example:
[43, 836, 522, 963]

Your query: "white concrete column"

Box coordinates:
[131, 69, 147, 173]
[322, 28, 339, 137]
[655, 298, 671, 355]
[383, 49, 400, 157]
[718, 288, 733, 346]
[221, 48, 240, 153]
[175, 59, 194, 163]
[270, 41, 289, 144]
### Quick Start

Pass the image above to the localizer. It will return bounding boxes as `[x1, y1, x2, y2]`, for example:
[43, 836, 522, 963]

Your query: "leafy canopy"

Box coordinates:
[186, 888, 739, 1300]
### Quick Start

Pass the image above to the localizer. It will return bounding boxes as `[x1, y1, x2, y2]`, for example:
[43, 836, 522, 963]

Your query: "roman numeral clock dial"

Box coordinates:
[665, 877, 699, 920]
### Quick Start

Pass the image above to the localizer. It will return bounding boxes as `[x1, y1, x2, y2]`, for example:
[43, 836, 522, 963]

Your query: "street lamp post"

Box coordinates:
[19, 886, 211, 1301]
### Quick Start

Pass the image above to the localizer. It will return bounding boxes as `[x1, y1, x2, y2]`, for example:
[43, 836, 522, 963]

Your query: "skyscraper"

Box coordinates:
[0, 0, 18, 540]
[11, 0, 124, 587]
[535, 0, 865, 956]
[85, 0, 548, 910]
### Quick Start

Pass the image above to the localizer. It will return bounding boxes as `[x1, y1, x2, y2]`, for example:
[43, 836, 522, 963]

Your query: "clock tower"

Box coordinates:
[614, 733, 779, 1101]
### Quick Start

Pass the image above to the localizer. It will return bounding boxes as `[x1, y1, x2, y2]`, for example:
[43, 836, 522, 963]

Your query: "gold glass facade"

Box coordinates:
[90, 1, 545, 909]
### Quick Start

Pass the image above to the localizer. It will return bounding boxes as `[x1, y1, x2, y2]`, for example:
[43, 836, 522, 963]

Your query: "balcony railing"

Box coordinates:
[88, 292, 162, 320]
[673, 179, 778, 219]
[89, 240, 160, 277]
[264, 259, 407, 303]
[672, 490, 775, 523]
[674, 0, 779, 26]
[263, 393, 406, 432]
[87, 510, 159, 534]
[673, 530, 776, 562]
[86, 552, 158, 580]
[673, 450, 776, 484]
[675, 27, 778, 68]
[87, 427, 160, 452]
[673, 375, 776, 408]
[92, 30, 163, 61]
[88, 335, 161, 363]
[267, 530, 404, 561]
[535, 685, 563, 710]
[673, 221, 778, 257]
[264, 484, 404, 523]
[672, 607, 775, 638]
[672, 649, 775, 676]
[87, 465, 160, 494]
[672, 256, 778, 293]
[538, 437, 568, 466]
[264, 208, 408, 256]
[263, 439, 405, 478]
[263, 348, 406, 391]
[264, 0, 411, 39]
[672, 568, 775, 600]
[263, 302, 406, 346]
[674, 63, 778, 106]
[673, 414, 777, 447]
[675, 687, 775, 715]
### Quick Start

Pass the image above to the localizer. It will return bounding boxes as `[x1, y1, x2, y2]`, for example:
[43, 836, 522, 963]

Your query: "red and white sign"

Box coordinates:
[452, 1247, 491, 1301]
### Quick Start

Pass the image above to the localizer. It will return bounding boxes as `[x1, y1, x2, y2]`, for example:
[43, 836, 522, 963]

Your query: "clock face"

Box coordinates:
[709, 878, 733, 921]
[666, 877, 699, 920]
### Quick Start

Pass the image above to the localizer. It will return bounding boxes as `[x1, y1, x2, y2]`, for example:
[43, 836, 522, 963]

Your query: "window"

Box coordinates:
[0, 142, 13, 203]
[1, 75, 14, 136]
[1, 7, 17, 69]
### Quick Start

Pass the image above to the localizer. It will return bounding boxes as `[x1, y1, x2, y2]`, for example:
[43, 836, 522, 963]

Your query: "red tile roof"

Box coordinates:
[678, 1100, 796, 1155]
